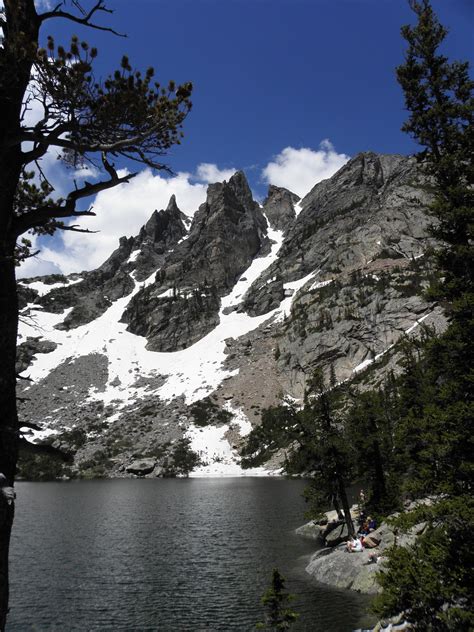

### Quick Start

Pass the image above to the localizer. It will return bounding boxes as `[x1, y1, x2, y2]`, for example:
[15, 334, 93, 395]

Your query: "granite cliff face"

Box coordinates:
[21, 194, 188, 331]
[17, 153, 446, 478]
[121, 171, 268, 351]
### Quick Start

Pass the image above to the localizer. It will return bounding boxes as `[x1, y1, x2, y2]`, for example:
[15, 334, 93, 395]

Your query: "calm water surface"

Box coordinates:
[8, 479, 373, 631]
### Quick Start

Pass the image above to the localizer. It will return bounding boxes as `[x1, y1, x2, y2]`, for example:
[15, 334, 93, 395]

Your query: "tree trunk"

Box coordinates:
[0, 3, 39, 625]
[0, 237, 20, 632]
[335, 473, 355, 537]
[331, 493, 344, 521]
[370, 438, 387, 509]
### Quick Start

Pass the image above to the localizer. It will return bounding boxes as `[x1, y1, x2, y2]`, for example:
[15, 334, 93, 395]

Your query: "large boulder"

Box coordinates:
[295, 520, 324, 540]
[125, 459, 156, 476]
[324, 522, 350, 547]
[306, 546, 380, 594]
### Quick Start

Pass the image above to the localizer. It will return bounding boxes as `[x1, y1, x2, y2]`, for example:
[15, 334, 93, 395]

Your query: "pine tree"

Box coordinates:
[241, 372, 355, 536]
[0, 2, 192, 627]
[373, 2, 474, 626]
[393, 0, 473, 499]
[301, 371, 355, 536]
[345, 386, 399, 515]
[396, 0, 473, 305]
[256, 568, 299, 631]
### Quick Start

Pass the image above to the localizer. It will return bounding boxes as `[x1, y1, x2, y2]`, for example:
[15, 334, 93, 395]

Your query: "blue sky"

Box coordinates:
[54, 0, 472, 172]
[22, 0, 474, 276]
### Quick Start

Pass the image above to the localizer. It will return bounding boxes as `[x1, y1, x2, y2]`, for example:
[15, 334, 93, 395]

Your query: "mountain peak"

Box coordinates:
[166, 194, 180, 215]
[227, 170, 255, 213]
[263, 185, 299, 232]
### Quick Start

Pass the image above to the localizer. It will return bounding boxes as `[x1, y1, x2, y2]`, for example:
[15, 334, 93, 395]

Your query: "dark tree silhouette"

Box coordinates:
[0, 2, 192, 627]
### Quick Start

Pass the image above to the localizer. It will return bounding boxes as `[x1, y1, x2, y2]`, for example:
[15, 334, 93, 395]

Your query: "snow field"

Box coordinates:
[18, 219, 322, 475]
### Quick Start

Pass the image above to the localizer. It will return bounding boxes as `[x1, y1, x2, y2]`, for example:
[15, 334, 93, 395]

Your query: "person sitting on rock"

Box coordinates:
[358, 520, 370, 536]
[346, 536, 363, 553]
[368, 517, 377, 531]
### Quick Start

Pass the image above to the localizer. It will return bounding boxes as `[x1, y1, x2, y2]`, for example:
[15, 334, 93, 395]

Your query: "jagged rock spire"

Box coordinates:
[263, 185, 300, 232]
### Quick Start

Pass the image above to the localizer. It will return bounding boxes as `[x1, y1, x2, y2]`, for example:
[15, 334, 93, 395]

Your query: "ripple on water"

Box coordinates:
[9, 479, 373, 631]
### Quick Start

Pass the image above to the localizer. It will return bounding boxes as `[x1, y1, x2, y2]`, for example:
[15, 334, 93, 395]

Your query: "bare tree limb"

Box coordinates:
[55, 224, 98, 234]
[13, 170, 137, 235]
[121, 148, 173, 173]
[38, 0, 126, 37]
[17, 119, 171, 157]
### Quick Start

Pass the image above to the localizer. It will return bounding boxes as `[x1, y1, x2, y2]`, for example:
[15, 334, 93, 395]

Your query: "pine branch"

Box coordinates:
[18, 120, 170, 157]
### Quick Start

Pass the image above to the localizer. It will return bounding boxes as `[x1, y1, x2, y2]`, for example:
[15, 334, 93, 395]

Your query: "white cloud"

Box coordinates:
[36, 169, 210, 274]
[16, 234, 62, 279]
[262, 140, 349, 197]
[195, 163, 236, 184]
[16, 142, 349, 278]
[17, 254, 62, 279]
[34, 0, 53, 9]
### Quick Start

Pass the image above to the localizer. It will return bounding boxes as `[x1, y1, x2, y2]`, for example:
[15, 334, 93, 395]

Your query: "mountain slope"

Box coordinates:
[17, 153, 447, 478]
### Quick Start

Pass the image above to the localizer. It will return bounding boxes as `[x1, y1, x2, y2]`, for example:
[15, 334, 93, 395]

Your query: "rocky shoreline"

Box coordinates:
[296, 505, 427, 596]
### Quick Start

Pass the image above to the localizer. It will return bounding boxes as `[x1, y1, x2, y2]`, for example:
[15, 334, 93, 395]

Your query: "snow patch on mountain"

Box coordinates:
[187, 423, 271, 477]
[352, 312, 432, 374]
[126, 249, 140, 264]
[19, 221, 301, 412]
[294, 201, 303, 216]
[23, 276, 83, 297]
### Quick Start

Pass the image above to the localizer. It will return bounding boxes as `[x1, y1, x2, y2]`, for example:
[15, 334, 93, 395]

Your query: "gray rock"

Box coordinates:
[16, 337, 58, 373]
[126, 460, 156, 476]
[26, 195, 188, 330]
[123, 171, 269, 351]
[306, 547, 380, 594]
[263, 185, 299, 232]
[242, 152, 435, 325]
[324, 522, 350, 547]
[295, 520, 324, 540]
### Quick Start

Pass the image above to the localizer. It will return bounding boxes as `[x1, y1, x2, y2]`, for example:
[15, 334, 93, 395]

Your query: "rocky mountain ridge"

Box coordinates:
[17, 151, 447, 478]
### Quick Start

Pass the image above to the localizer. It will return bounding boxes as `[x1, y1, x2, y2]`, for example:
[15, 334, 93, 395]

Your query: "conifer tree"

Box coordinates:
[345, 386, 399, 514]
[373, 2, 473, 626]
[256, 568, 299, 631]
[0, 2, 192, 627]
[396, 0, 473, 304]
[393, 0, 473, 498]
[242, 372, 355, 536]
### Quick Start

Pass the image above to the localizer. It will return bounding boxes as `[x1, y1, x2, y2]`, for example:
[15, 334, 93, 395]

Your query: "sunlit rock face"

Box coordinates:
[17, 153, 446, 478]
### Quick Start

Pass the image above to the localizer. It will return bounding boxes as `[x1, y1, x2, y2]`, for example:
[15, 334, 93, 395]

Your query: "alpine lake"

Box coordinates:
[9, 478, 375, 631]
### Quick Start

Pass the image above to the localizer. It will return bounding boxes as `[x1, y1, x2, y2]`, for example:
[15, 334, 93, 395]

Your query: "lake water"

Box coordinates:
[8, 479, 373, 631]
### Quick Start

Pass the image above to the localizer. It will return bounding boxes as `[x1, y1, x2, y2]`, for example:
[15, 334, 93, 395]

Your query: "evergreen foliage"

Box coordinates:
[256, 568, 299, 631]
[373, 497, 474, 630]
[396, 0, 473, 305]
[242, 371, 355, 535]
[162, 438, 201, 477]
[345, 384, 400, 515]
[371, 1, 474, 626]
[0, 4, 193, 624]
